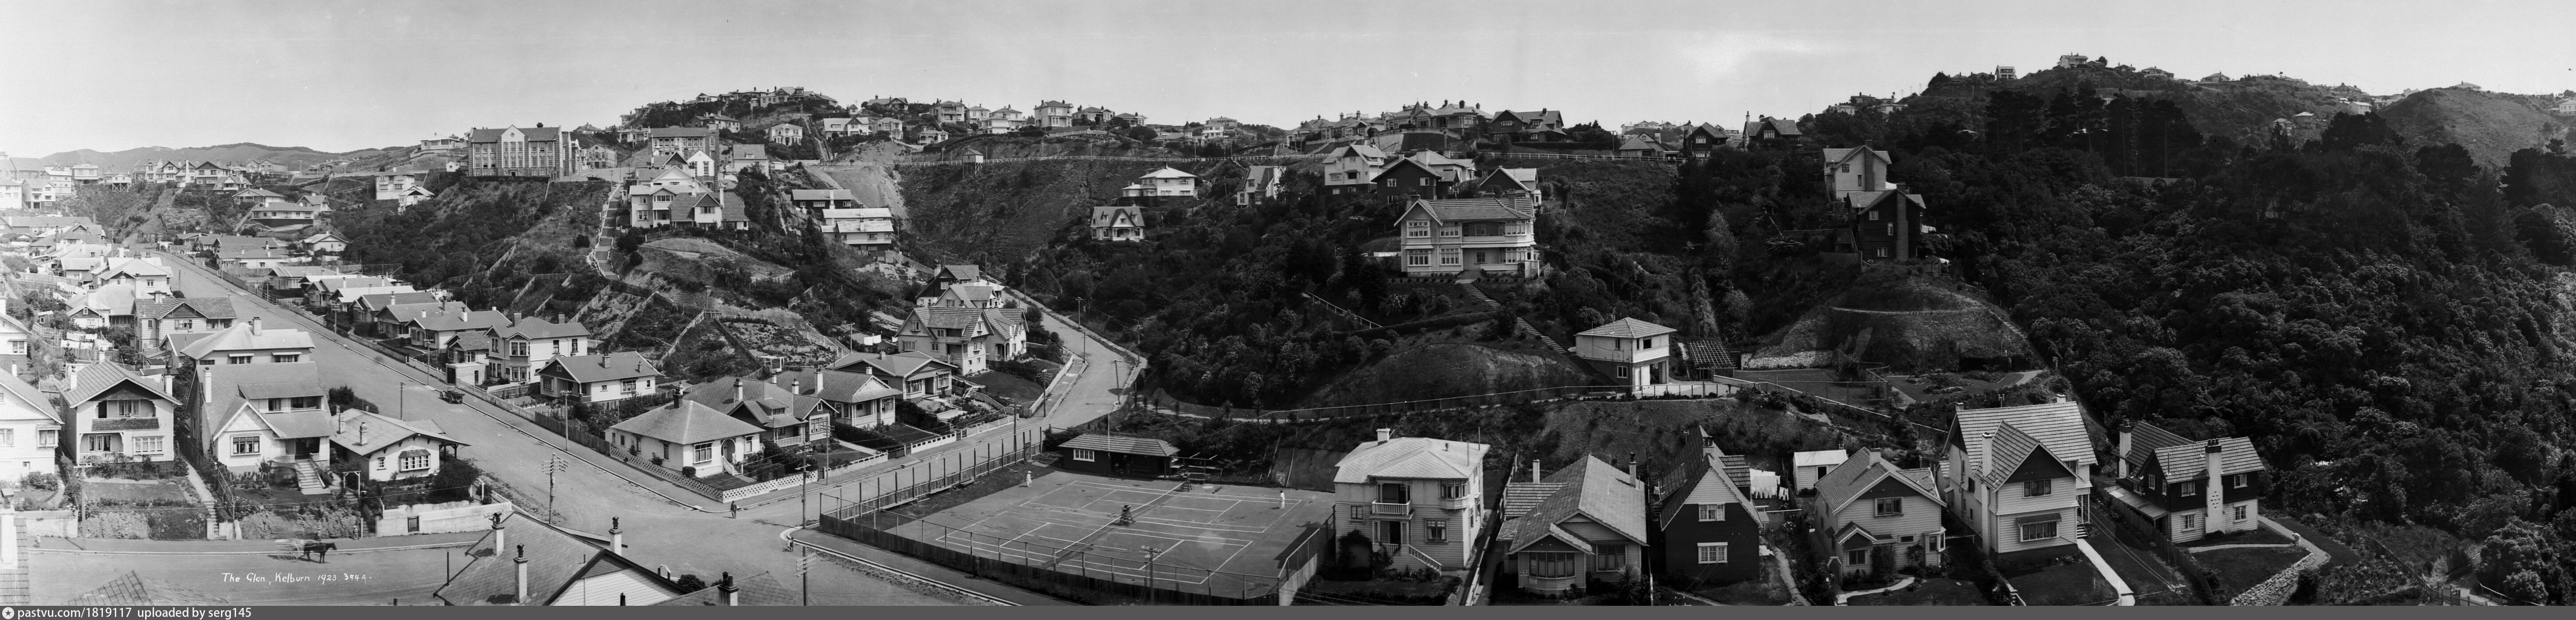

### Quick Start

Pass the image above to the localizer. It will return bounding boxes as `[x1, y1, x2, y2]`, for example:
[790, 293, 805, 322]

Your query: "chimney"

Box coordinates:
[718, 572, 739, 606]
[358, 422, 367, 445]
[513, 545, 529, 605]
[1627, 451, 1639, 477]
[609, 517, 623, 559]
[1531, 459, 1542, 483]
[491, 513, 506, 551]
[1375, 428, 1391, 443]
[2203, 439, 2226, 536]
[249, 316, 261, 335]
[2115, 422, 2135, 479]
[734, 378, 745, 403]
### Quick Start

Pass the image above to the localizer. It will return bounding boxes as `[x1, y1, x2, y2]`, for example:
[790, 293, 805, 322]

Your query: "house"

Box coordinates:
[1498, 455, 1649, 596]
[1489, 109, 1566, 140]
[986, 105, 1026, 131]
[932, 100, 966, 123]
[829, 351, 958, 401]
[95, 257, 173, 296]
[1829, 190, 1932, 262]
[1675, 340, 1738, 379]
[965, 104, 989, 124]
[1792, 449, 1849, 494]
[0, 313, 34, 377]
[1573, 317, 1678, 388]
[464, 126, 575, 178]
[813, 207, 896, 250]
[215, 249, 296, 269]
[1811, 450, 1946, 580]
[2105, 421, 2269, 543]
[1130, 167, 1199, 197]
[1322, 144, 1390, 195]
[1938, 400, 2101, 560]
[1330, 430, 1491, 573]
[871, 117, 903, 136]
[1477, 168, 1543, 202]
[198, 362, 334, 479]
[675, 192, 748, 229]
[435, 511, 687, 605]
[2055, 53, 2090, 68]
[765, 123, 804, 143]
[134, 295, 237, 359]
[927, 264, 991, 292]
[1394, 196, 1541, 278]
[768, 367, 905, 430]
[2554, 96, 2576, 117]
[1053, 433, 1176, 477]
[1090, 205, 1143, 242]
[1613, 135, 1670, 158]
[912, 127, 949, 144]
[1740, 117, 1803, 146]
[1075, 107, 1111, 125]
[895, 305, 1025, 375]
[1236, 165, 1287, 206]
[1036, 100, 1074, 127]
[2140, 67, 2176, 80]
[726, 145, 770, 174]
[409, 307, 509, 350]
[334, 408, 466, 482]
[0, 370, 59, 487]
[684, 150, 720, 179]
[1824, 147, 1895, 203]
[1653, 428, 1764, 588]
[488, 314, 594, 383]
[701, 114, 742, 131]
[819, 118, 854, 136]
[299, 232, 348, 255]
[234, 188, 287, 205]
[683, 376, 830, 448]
[627, 167, 710, 228]
[65, 362, 182, 466]
[1996, 66, 2018, 80]
[925, 280, 1012, 309]
[789, 189, 857, 217]
[246, 202, 322, 228]
[372, 171, 422, 200]
[648, 127, 716, 158]
[64, 284, 138, 329]
[607, 399, 760, 479]
[534, 352, 663, 404]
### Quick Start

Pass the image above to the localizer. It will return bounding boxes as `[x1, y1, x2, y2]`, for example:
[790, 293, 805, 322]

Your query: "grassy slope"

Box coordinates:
[2380, 88, 2571, 167]
[1296, 342, 1588, 407]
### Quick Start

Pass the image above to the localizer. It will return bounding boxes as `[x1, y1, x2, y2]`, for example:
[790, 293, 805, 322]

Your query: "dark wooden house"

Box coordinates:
[1054, 433, 1177, 477]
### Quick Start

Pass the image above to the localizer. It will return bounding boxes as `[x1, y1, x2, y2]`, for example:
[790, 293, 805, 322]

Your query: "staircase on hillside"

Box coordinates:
[291, 460, 331, 495]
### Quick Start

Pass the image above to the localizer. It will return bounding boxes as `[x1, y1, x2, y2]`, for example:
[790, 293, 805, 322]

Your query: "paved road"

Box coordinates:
[156, 253, 953, 605]
[32, 544, 462, 605]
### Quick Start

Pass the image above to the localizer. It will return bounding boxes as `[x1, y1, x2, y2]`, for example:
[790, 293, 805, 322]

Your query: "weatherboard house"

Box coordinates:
[1330, 430, 1491, 574]
[1052, 433, 1177, 477]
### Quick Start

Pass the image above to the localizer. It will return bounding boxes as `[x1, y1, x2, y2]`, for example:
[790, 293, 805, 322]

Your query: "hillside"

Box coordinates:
[36, 142, 395, 169]
[1298, 343, 1589, 407]
[2380, 88, 2571, 167]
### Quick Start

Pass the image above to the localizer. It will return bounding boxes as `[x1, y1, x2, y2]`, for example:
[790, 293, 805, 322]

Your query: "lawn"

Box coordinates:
[2195, 546, 2310, 593]
[2188, 526, 2293, 548]
[1888, 371, 2035, 404]
[1733, 368, 1885, 407]
[1693, 577, 1793, 605]
[1845, 577, 1989, 605]
[81, 479, 195, 504]
[962, 370, 1045, 403]
[2005, 561, 2112, 606]
[1302, 577, 1458, 605]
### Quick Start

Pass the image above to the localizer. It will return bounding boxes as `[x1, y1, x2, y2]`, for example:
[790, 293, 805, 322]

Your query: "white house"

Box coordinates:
[1497, 455, 1649, 596]
[1812, 450, 1946, 579]
[1394, 196, 1541, 278]
[608, 399, 761, 478]
[1090, 205, 1143, 242]
[2107, 421, 2271, 544]
[1793, 449, 1850, 494]
[66, 362, 182, 466]
[0, 371, 61, 488]
[334, 408, 466, 482]
[200, 362, 334, 482]
[1130, 167, 1199, 197]
[535, 352, 663, 404]
[1330, 430, 1491, 573]
[1571, 318, 1677, 388]
[895, 306, 1025, 375]
[1937, 400, 2102, 560]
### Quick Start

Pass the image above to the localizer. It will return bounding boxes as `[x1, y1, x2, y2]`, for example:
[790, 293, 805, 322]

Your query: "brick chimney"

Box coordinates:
[513, 545, 529, 605]
[491, 513, 505, 553]
[1531, 459, 1542, 483]
[1626, 451, 1638, 478]
[1375, 428, 1391, 444]
[718, 572, 739, 606]
[733, 378, 745, 403]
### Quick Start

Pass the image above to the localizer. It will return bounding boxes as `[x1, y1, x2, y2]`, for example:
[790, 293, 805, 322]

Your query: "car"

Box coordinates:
[439, 390, 465, 403]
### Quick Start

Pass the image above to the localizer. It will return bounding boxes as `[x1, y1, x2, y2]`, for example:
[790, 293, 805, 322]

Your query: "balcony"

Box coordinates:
[1440, 495, 1474, 511]
[1371, 502, 1413, 517]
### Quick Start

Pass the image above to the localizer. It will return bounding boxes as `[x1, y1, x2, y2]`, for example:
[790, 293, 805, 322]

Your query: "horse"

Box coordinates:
[300, 541, 337, 563]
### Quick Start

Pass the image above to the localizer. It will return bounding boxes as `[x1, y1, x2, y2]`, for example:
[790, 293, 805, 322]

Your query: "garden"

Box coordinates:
[77, 459, 203, 540]
[1296, 530, 1467, 606]
[1842, 577, 1990, 605]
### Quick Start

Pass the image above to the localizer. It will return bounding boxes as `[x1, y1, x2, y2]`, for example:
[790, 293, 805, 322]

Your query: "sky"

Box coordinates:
[4, 0, 2572, 157]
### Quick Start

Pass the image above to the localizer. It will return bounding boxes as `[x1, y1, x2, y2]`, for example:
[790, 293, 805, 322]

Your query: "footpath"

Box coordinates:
[38, 532, 482, 554]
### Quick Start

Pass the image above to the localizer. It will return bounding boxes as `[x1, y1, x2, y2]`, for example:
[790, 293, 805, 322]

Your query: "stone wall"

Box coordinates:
[2229, 546, 2327, 605]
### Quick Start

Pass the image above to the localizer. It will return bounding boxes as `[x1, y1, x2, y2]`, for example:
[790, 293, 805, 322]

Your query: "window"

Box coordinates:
[1427, 521, 1448, 542]
[2176, 480, 2200, 496]
[621, 378, 638, 394]
[692, 442, 714, 464]
[1376, 520, 1404, 546]
[291, 396, 320, 410]
[373, 456, 385, 470]
[1440, 226, 1460, 237]
[36, 430, 55, 447]
[106, 400, 146, 418]
[85, 434, 114, 452]
[399, 450, 431, 471]
[2228, 474, 2248, 489]
[1377, 482, 1410, 504]
[266, 398, 284, 412]
[2024, 479, 2053, 497]
[1524, 552, 1577, 577]
[2018, 515, 2061, 542]
[1406, 249, 1431, 266]
[0, 429, 10, 446]
[1846, 549, 1870, 566]
[132, 435, 165, 454]
[2179, 513, 2203, 531]
[229, 355, 252, 364]
[1590, 545, 1627, 571]
[1440, 249, 1460, 265]
[1440, 482, 1467, 500]
[1071, 449, 1097, 462]
[2232, 505, 2249, 521]
[1382, 179, 1396, 187]
[509, 341, 529, 357]
[231, 435, 260, 455]
[1875, 498, 1904, 517]
[1868, 211, 1880, 221]
[1698, 542, 1730, 564]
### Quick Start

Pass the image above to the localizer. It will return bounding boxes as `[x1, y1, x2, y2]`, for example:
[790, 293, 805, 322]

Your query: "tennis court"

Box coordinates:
[882, 471, 1336, 590]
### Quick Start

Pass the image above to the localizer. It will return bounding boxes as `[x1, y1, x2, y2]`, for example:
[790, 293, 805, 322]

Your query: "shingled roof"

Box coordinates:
[65, 362, 177, 405]
[1952, 400, 2097, 482]
[436, 512, 684, 605]
[1504, 456, 1649, 554]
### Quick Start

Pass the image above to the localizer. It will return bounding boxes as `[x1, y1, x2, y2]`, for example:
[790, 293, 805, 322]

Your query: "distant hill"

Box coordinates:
[2379, 88, 2570, 167]
[34, 142, 397, 171]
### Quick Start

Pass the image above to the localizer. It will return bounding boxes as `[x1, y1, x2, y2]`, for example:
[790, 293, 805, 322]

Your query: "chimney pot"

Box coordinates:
[513, 545, 529, 605]
[1375, 428, 1391, 443]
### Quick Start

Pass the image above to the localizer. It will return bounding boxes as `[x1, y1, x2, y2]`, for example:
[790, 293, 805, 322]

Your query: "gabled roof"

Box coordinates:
[1506, 456, 1649, 554]
[831, 350, 957, 378]
[1815, 450, 1943, 518]
[1059, 433, 1179, 457]
[685, 375, 817, 430]
[466, 126, 564, 142]
[1979, 423, 2062, 488]
[909, 306, 1002, 332]
[936, 265, 983, 281]
[335, 408, 465, 455]
[1656, 442, 1760, 529]
[1138, 166, 1197, 180]
[1332, 436, 1489, 483]
[1329, 144, 1389, 159]
[1503, 482, 1565, 519]
[1093, 205, 1142, 228]
[537, 351, 660, 384]
[653, 572, 799, 606]
[1822, 147, 1892, 166]
[414, 308, 509, 332]
[66, 362, 177, 405]
[1402, 196, 1537, 223]
[2147, 436, 2268, 482]
[62, 572, 226, 605]
[790, 189, 855, 201]
[437, 511, 683, 605]
[492, 315, 591, 340]
[770, 367, 903, 404]
[1577, 317, 1676, 339]
[355, 291, 442, 311]
[2121, 420, 2196, 472]
[176, 321, 312, 359]
[1952, 400, 2097, 477]
[609, 399, 761, 446]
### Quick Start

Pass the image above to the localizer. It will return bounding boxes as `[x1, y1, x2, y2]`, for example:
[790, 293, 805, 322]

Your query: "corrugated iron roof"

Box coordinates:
[1332, 436, 1488, 483]
[1058, 433, 1178, 457]
[1577, 317, 1677, 339]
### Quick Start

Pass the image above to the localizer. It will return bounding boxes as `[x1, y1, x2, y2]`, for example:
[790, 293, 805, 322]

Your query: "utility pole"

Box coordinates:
[1141, 545, 1164, 604]
[544, 455, 567, 510]
[798, 546, 813, 606]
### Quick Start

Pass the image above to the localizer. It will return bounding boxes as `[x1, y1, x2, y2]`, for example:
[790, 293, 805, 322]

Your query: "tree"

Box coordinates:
[2477, 518, 2565, 604]
[1124, 126, 1157, 142]
[2320, 112, 2402, 151]
[1566, 122, 1617, 150]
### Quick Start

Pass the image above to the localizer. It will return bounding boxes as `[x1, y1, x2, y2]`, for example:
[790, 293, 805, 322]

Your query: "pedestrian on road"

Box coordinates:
[731, 502, 740, 519]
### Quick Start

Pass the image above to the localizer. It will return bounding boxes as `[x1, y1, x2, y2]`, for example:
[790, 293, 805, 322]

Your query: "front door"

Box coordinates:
[292, 438, 320, 460]
[1109, 453, 1130, 474]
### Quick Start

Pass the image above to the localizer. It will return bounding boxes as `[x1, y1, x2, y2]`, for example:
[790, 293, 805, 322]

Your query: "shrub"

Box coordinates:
[680, 465, 695, 477]
[20, 471, 59, 490]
